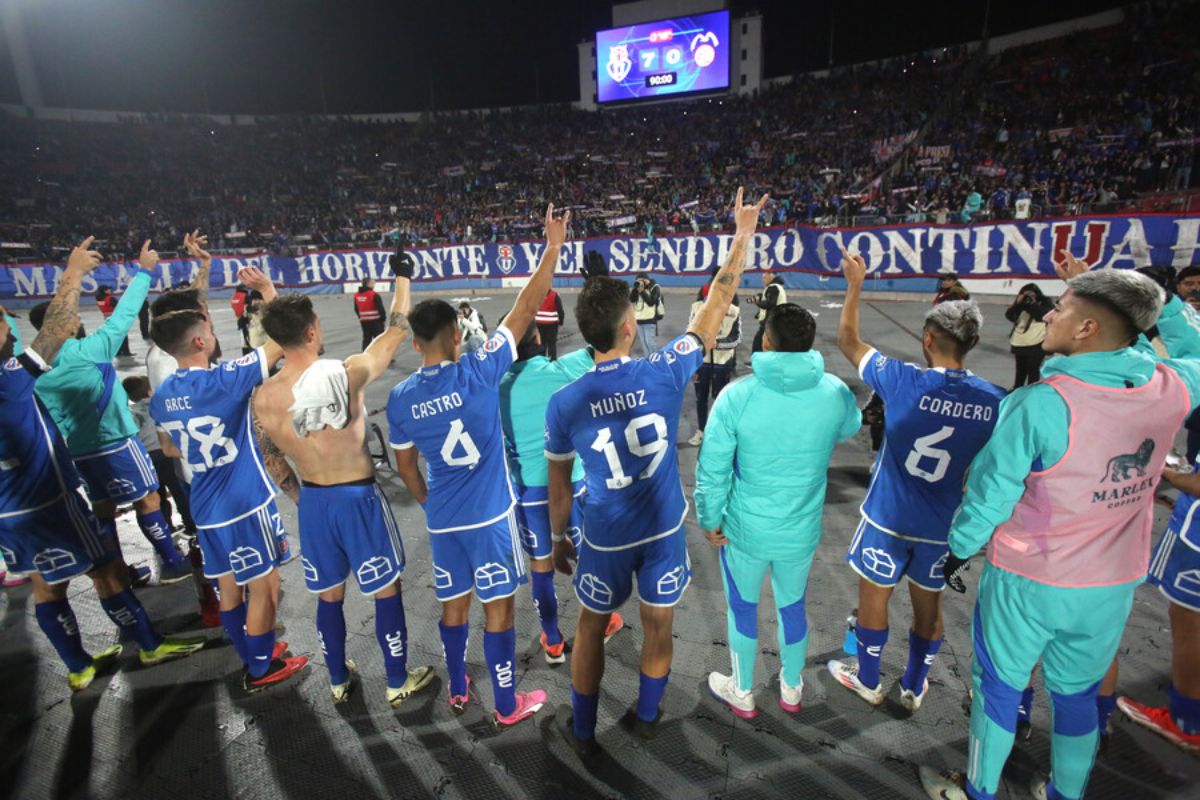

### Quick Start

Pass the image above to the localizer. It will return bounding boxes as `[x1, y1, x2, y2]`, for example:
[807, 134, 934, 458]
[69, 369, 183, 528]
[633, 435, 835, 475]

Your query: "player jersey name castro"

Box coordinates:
[917, 395, 994, 421]
[590, 389, 648, 418]
[411, 392, 463, 419]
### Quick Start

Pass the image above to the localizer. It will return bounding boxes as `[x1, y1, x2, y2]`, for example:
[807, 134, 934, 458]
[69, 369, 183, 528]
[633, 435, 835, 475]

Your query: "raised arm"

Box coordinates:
[30, 236, 102, 363]
[183, 230, 214, 308]
[237, 266, 284, 367]
[688, 187, 768, 350]
[836, 249, 872, 367]
[503, 204, 569, 339]
[346, 268, 412, 392]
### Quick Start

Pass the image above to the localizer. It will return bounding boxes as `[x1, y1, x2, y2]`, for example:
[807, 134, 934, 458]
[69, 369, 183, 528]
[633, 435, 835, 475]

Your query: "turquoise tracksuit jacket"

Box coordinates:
[695, 349, 861, 562]
[35, 269, 153, 455]
[499, 348, 591, 488]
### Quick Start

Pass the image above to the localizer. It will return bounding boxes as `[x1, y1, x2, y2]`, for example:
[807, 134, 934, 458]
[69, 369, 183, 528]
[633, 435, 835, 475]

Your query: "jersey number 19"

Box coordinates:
[590, 413, 668, 490]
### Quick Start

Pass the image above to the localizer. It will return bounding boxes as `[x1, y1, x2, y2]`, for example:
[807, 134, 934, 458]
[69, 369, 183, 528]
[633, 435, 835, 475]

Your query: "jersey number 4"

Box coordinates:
[904, 425, 954, 483]
[590, 413, 668, 490]
[160, 416, 238, 472]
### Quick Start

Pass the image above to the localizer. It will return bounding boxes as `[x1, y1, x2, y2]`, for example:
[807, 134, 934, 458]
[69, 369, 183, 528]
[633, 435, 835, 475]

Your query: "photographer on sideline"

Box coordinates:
[631, 272, 663, 356]
[1005, 283, 1053, 389]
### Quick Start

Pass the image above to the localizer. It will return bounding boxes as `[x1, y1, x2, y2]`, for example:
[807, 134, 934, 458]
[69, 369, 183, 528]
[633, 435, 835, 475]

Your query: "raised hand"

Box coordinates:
[1054, 250, 1090, 282]
[840, 245, 867, 288]
[138, 239, 160, 272]
[733, 187, 770, 237]
[544, 203, 571, 249]
[237, 266, 274, 296]
[66, 236, 103, 274]
[183, 229, 212, 264]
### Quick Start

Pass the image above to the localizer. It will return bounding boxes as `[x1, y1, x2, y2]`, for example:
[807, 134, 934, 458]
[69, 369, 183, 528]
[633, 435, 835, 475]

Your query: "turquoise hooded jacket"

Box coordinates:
[694, 350, 861, 562]
[948, 294, 1200, 559]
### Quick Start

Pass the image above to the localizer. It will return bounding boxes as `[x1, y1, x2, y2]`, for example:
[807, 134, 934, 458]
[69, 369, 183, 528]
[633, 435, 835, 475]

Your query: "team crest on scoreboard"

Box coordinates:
[607, 44, 632, 83]
[496, 245, 516, 275]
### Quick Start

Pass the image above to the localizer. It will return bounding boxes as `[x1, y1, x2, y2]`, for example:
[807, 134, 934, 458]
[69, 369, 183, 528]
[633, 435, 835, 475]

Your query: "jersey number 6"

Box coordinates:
[904, 425, 955, 483]
[590, 412, 668, 490]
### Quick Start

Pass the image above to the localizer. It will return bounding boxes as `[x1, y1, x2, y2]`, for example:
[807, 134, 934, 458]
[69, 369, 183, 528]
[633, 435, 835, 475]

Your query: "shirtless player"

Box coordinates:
[254, 256, 434, 706]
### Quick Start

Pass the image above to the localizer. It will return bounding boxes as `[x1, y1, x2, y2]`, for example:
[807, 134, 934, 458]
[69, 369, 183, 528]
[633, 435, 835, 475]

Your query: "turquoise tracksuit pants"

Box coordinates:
[967, 564, 1137, 800]
[718, 542, 813, 691]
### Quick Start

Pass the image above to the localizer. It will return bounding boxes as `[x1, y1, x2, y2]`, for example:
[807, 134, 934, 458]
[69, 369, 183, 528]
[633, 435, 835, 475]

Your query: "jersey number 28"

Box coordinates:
[590, 413, 668, 490]
[160, 416, 238, 472]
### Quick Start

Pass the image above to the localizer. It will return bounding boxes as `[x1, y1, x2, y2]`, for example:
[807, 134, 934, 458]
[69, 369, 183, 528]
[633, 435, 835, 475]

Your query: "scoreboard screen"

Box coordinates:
[595, 10, 730, 104]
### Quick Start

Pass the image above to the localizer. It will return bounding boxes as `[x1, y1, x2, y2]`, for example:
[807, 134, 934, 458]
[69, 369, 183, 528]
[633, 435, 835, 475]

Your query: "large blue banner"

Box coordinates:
[2, 214, 1198, 299]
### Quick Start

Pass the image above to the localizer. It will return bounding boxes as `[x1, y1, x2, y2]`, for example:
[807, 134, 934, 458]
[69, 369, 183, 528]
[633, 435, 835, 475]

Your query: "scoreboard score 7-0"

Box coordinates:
[595, 10, 731, 104]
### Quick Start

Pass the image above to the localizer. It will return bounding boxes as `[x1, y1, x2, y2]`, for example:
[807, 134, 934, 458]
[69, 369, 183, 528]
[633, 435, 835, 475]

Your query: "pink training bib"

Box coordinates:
[988, 364, 1190, 587]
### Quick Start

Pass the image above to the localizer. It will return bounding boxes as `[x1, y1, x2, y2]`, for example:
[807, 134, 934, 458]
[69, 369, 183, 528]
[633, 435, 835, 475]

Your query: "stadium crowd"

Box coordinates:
[0, 2, 1195, 264]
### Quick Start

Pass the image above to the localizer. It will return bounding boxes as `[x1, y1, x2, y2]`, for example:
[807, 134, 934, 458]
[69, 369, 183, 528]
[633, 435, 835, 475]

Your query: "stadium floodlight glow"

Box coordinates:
[595, 10, 730, 104]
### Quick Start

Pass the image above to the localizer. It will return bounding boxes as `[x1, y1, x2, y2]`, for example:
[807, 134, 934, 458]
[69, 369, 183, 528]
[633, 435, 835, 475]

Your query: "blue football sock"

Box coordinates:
[35, 599, 92, 673]
[1169, 685, 1200, 735]
[1018, 686, 1035, 723]
[854, 625, 888, 691]
[572, 687, 599, 741]
[374, 592, 409, 689]
[899, 630, 942, 693]
[219, 603, 250, 665]
[637, 671, 668, 723]
[529, 570, 561, 645]
[136, 510, 186, 568]
[245, 629, 277, 679]
[484, 627, 517, 717]
[316, 598, 348, 686]
[100, 590, 162, 651]
[1097, 692, 1117, 732]
[438, 621, 469, 697]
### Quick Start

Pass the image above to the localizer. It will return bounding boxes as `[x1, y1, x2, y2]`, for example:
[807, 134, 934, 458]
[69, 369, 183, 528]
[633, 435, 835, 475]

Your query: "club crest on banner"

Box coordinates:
[607, 44, 632, 83]
[496, 244, 516, 275]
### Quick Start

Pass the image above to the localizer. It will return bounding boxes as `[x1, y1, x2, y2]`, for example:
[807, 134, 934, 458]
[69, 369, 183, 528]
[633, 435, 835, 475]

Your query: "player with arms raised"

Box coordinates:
[547, 187, 768, 755]
[254, 253, 435, 707]
[386, 204, 569, 727]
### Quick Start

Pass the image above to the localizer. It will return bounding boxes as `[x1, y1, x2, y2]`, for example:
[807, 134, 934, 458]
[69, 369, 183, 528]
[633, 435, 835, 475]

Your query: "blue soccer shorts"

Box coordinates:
[1148, 514, 1200, 612]
[846, 517, 948, 592]
[0, 485, 116, 584]
[429, 506, 527, 603]
[197, 500, 286, 586]
[74, 436, 159, 505]
[573, 528, 692, 615]
[514, 480, 585, 560]
[298, 482, 406, 595]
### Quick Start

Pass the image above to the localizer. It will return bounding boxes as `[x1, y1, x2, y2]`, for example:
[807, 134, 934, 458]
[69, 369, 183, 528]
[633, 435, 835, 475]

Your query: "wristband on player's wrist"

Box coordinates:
[550, 531, 566, 543]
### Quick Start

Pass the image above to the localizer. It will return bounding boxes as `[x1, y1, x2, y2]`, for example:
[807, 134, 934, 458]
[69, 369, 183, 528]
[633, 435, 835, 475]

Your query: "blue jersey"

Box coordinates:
[149, 348, 276, 528]
[0, 352, 83, 518]
[858, 348, 1005, 543]
[545, 334, 704, 550]
[386, 327, 518, 533]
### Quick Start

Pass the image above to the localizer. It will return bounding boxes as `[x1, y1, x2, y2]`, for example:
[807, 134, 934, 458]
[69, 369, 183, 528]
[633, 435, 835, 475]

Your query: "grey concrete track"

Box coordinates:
[1, 287, 1197, 799]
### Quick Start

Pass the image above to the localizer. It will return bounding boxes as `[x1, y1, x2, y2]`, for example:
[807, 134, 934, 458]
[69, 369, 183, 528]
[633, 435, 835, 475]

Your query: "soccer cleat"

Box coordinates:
[604, 612, 624, 644]
[330, 659, 357, 704]
[244, 655, 309, 693]
[620, 707, 663, 740]
[139, 636, 206, 666]
[494, 689, 547, 727]
[708, 671, 758, 719]
[130, 564, 153, 588]
[554, 705, 599, 759]
[68, 644, 123, 691]
[827, 659, 884, 706]
[779, 670, 803, 713]
[272, 640, 288, 660]
[156, 560, 193, 586]
[917, 766, 969, 800]
[1118, 697, 1200, 753]
[386, 665, 435, 707]
[687, 430, 704, 446]
[540, 632, 568, 665]
[448, 674, 472, 714]
[0, 570, 30, 588]
[900, 678, 930, 713]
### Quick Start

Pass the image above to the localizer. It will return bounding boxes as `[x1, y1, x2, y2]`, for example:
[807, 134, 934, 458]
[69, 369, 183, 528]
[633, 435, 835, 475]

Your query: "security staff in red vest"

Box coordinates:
[535, 289, 565, 360]
[96, 285, 134, 357]
[354, 277, 387, 349]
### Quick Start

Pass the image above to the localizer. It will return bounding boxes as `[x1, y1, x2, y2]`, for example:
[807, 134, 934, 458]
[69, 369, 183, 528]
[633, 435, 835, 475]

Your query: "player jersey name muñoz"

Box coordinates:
[545, 334, 704, 550]
[150, 348, 277, 528]
[858, 348, 1006, 543]
[387, 327, 519, 533]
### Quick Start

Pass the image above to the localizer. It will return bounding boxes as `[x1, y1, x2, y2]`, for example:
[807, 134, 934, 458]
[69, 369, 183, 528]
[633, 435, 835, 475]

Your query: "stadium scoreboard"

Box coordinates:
[595, 10, 730, 104]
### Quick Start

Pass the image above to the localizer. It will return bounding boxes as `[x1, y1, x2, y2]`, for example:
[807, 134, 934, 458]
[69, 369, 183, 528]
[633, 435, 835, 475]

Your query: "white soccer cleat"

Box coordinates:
[387, 665, 436, 707]
[917, 766, 969, 800]
[330, 659, 357, 704]
[900, 678, 930, 713]
[707, 671, 758, 719]
[827, 659, 884, 706]
[687, 430, 704, 447]
[779, 669, 803, 713]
